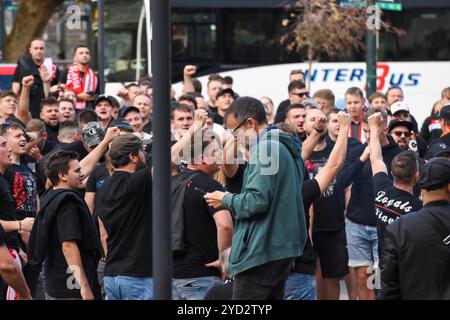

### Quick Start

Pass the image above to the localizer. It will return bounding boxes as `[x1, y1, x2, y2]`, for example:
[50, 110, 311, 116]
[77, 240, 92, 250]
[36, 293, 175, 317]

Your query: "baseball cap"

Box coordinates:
[426, 142, 450, 159]
[81, 122, 105, 149]
[419, 157, 450, 191]
[216, 88, 234, 100]
[439, 104, 450, 121]
[94, 95, 115, 107]
[121, 106, 141, 118]
[388, 119, 414, 133]
[108, 133, 150, 160]
[109, 118, 133, 133]
[390, 101, 410, 115]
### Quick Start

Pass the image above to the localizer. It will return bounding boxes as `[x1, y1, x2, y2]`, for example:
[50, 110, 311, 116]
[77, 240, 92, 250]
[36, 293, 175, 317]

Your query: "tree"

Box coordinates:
[281, 0, 402, 90]
[6, 0, 65, 62]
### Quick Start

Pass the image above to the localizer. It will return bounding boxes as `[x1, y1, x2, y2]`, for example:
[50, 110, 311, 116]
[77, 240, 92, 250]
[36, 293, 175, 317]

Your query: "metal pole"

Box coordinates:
[366, 0, 377, 100]
[151, 0, 172, 300]
[0, 0, 5, 62]
[97, 0, 105, 93]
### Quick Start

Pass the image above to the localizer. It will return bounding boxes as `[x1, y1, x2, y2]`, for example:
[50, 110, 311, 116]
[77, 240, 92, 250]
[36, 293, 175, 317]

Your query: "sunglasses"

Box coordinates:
[292, 92, 309, 98]
[232, 118, 249, 135]
[392, 131, 410, 138]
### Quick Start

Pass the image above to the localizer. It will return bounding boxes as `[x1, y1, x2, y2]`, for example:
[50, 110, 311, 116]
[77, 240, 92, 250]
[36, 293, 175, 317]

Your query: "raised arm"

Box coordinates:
[315, 112, 351, 193]
[79, 127, 120, 181]
[171, 108, 208, 164]
[15, 76, 34, 125]
[368, 112, 388, 176]
[301, 114, 327, 161]
[182, 65, 197, 94]
[0, 243, 31, 299]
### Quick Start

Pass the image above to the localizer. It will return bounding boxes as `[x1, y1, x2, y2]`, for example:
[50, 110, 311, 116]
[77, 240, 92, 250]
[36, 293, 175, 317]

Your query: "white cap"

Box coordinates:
[390, 101, 409, 115]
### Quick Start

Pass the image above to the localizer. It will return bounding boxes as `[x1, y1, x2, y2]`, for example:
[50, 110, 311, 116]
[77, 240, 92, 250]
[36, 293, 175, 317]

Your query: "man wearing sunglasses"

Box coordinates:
[275, 80, 309, 124]
[388, 119, 414, 152]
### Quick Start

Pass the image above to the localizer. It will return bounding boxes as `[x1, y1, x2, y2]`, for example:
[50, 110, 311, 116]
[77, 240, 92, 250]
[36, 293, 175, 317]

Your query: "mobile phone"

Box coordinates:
[194, 187, 207, 195]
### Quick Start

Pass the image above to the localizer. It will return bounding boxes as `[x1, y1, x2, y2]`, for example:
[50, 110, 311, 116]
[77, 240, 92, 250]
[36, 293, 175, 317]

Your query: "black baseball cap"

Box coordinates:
[388, 119, 414, 133]
[216, 88, 234, 100]
[426, 142, 450, 159]
[94, 95, 115, 107]
[121, 106, 141, 118]
[419, 157, 450, 191]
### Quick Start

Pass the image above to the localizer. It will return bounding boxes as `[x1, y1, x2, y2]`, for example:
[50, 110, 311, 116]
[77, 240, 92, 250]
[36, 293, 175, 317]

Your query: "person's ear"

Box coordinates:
[58, 171, 68, 183]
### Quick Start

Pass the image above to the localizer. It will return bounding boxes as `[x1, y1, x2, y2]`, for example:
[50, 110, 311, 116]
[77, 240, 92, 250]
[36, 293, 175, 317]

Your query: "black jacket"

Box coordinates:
[28, 189, 101, 266]
[381, 201, 450, 300]
[339, 135, 402, 226]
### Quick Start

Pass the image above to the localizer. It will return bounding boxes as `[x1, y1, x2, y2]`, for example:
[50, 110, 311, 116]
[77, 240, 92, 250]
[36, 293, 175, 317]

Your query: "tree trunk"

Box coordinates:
[6, 0, 65, 62]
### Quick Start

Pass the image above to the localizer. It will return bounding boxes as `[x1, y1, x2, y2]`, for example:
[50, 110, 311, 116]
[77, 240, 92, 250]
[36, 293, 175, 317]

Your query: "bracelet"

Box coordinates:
[314, 127, 325, 133]
[19, 220, 22, 231]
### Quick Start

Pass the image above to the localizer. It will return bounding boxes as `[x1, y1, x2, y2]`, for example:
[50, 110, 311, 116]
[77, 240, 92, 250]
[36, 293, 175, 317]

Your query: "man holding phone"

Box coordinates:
[11, 39, 60, 119]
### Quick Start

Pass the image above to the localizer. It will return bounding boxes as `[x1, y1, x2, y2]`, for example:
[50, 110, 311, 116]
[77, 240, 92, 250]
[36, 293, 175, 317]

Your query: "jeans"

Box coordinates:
[284, 272, 317, 300]
[172, 276, 221, 300]
[104, 276, 153, 300]
[346, 220, 379, 268]
[232, 258, 293, 300]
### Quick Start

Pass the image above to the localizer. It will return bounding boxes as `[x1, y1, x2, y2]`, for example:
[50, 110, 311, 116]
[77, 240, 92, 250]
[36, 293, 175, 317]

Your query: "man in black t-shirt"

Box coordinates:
[172, 136, 233, 300]
[29, 150, 101, 300]
[11, 39, 60, 119]
[368, 113, 422, 266]
[95, 134, 153, 300]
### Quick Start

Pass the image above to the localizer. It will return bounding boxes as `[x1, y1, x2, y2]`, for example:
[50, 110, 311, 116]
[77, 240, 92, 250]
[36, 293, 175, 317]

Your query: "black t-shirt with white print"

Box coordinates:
[0, 174, 19, 252]
[373, 172, 422, 253]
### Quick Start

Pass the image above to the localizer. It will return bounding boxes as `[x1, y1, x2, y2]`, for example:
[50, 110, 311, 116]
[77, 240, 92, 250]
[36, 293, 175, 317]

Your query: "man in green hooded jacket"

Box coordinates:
[205, 96, 307, 300]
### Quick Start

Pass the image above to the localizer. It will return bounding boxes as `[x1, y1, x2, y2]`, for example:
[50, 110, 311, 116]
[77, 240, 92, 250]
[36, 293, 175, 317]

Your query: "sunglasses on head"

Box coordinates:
[392, 131, 410, 138]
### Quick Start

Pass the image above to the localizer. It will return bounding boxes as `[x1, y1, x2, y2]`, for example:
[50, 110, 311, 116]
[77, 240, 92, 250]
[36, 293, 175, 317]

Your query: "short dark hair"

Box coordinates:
[187, 92, 204, 99]
[285, 103, 305, 117]
[386, 86, 403, 96]
[171, 103, 194, 118]
[45, 150, 79, 186]
[391, 150, 418, 185]
[345, 87, 364, 100]
[224, 97, 268, 126]
[178, 94, 198, 109]
[58, 98, 76, 109]
[78, 109, 99, 127]
[73, 45, 89, 55]
[223, 76, 233, 85]
[39, 97, 58, 111]
[207, 74, 224, 87]
[0, 90, 17, 100]
[26, 119, 46, 133]
[288, 80, 306, 93]
[363, 108, 388, 124]
[110, 146, 140, 168]
[326, 108, 341, 119]
[190, 78, 202, 93]
[0, 122, 25, 137]
[290, 70, 305, 78]
[59, 121, 79, 139]
[369, 92, 387, 103]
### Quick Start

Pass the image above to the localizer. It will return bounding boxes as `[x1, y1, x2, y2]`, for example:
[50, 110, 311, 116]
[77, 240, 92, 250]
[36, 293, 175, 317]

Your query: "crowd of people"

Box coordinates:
[0, 39, 449, 301]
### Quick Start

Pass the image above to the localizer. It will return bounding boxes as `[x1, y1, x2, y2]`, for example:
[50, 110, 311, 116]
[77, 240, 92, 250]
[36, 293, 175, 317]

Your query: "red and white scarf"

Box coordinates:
[66, 63, 97, 110]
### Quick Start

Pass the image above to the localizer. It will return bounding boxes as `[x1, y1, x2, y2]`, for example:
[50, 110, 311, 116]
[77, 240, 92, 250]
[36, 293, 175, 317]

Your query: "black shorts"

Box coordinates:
[312, 228, 349, 279]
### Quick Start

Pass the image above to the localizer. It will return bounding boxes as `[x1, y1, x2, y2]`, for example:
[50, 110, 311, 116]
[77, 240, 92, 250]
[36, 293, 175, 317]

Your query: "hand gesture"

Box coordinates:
[338, 111, 351, 127]
[367, 112, 384, 128]
[193, 108, 209, 131]
[103, 127, 120, 144]
[22, 75, 35, 88]
[183, 65, 197, 78]
[314, 114, 327, 132]
[204, 191, 228, 209]
[116, 88, 130, 100]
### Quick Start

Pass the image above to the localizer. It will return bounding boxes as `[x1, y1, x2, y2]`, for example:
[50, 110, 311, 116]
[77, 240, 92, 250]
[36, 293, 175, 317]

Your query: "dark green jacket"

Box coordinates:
[222, 129, 307, 276]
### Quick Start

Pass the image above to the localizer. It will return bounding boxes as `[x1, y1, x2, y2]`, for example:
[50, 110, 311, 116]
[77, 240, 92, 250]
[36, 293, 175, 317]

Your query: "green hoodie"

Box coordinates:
[222, 128, 307, 277]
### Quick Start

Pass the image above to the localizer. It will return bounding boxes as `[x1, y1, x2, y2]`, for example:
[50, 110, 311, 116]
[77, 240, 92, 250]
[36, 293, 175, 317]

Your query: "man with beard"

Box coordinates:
[388, 119, 416, 153]
[284, 104, 307, 141]
[39, 97, 60, 142]
[62, 46, 99, 110]
[95, 134, 153, 300]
